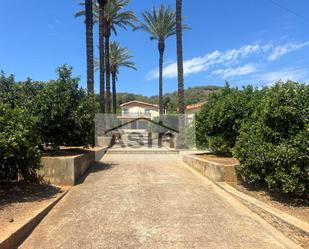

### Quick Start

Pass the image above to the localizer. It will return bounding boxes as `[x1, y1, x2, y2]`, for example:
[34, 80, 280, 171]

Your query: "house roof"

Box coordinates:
[120, 100, 159, 109]
[186, 101, 207, 111]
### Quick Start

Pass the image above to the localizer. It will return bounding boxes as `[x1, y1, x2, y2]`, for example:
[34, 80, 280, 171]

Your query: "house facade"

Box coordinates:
[185, 102, 206, 123]
[117, 100, 206, 129]
[119, 100, 159, 129]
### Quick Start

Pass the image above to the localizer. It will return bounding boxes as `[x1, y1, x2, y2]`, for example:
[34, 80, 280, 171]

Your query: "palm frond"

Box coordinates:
[109, 41, 137, 73]
[135, 5, 178, 41]
[94, 41, 137, 74]
[75, 0, 136, 33]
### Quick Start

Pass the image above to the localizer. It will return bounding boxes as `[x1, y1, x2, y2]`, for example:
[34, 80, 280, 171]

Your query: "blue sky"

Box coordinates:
[1, 0, 309, 96]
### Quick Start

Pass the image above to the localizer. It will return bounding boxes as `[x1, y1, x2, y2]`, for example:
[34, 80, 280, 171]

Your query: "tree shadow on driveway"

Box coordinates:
[77, 161, 117, 185]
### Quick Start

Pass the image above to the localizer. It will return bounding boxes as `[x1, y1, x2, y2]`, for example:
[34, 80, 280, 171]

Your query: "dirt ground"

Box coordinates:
[234, 183, 309, 223]
[0, 181, 65, 242]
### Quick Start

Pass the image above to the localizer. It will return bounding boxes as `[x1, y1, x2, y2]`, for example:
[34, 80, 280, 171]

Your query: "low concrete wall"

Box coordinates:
[38, 147, 107, 186]
[96, 136, 112, 147]
[183, 155, 239, 184]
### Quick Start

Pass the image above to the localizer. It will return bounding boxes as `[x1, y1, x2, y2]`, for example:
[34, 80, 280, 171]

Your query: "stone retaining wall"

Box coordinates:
[38, 147, 107, 186]
[183, 155, 239, 184]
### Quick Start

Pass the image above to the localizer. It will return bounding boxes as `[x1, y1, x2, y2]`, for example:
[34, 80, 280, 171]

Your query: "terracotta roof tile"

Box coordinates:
[186, 101, 207, 111]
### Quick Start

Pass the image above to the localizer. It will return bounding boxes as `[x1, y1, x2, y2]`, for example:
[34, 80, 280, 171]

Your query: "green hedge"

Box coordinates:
[0, 104, 41, 180]
[34, 65, 98, 149]
[195, 81, 308, 195]
[195, 83, 260, 154]
[0, 66, 98, 180]
[233, 82, 309, 195]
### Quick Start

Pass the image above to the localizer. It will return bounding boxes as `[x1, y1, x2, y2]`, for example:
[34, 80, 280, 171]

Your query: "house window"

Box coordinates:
[145, 109, 150, 114]
[123, 108, 129, 114]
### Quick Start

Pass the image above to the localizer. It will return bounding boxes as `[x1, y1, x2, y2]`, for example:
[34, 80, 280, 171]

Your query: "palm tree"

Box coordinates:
[176, 0, 185, 147]
[98, 0, 108, 113]
[103, 0, 136, 113]
[95, 42, 137, 114]
[176, 0, 185, 116]
[75, 0, 94, 93]
[75, 0, 107, 112]
[109, 42, 137, 113]
[75, 0, 136, 113]
[136, 5, 177, 115]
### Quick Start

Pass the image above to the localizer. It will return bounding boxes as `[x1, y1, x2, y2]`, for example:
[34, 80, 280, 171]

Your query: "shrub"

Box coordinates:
[34, 65, 98, 149]
[13, 79, 44, 110]
[0, 104, 41, 180]
[0, 66, 98, 181]
[0, 71, 15, 105]
[0, 72, 43, 110]
[233, 82, 309, 195]
[196, 83, 260, 154]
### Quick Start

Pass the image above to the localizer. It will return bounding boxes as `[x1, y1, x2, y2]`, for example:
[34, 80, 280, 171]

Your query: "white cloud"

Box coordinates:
[146, 41, 309, 80]
[258, 68, 308, 85]
[212, 64, 257, 78]
[267, 42, 309, 61]
[147, 45, 265, 80]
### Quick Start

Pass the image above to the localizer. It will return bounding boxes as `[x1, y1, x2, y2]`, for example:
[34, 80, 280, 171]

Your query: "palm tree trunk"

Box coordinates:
[85, 0, 94, 93]
[158, 40, 165, 115]
[176, 0, 185, 115]
[105, 32, 111, 113]
[112, 71, 117, 114]
[98, 1, 107, 113]
[176, 0, 186, 148]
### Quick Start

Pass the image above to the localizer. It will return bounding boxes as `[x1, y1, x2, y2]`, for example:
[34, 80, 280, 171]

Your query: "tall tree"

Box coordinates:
[96, 42, 137, 113]
[176, 0, 185, 115]
[76, 0, 94, 93]
[76, 0, 136, 113]
[176, 0, 185, 147]
[98, 0, 108, 113]
[136, 5, 177, 115]
[103, 0, 136, 113]
[109, 42, 136, 113]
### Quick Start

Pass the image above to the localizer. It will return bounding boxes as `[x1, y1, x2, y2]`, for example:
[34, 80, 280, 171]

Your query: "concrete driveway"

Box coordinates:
[20, 154, 300, 249]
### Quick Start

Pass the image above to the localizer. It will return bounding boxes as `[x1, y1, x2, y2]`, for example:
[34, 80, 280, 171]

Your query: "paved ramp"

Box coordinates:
[20, 154, 300, 249]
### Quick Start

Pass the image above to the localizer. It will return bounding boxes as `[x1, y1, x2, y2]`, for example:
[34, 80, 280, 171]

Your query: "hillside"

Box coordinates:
[116, 85, 221, 112]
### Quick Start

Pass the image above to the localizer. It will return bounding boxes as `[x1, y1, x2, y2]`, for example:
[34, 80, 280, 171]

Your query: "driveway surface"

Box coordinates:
[20, 154, 300, 249]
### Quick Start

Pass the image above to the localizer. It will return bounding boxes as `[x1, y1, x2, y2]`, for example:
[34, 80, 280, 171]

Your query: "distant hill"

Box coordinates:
[116, 85, 221, 112]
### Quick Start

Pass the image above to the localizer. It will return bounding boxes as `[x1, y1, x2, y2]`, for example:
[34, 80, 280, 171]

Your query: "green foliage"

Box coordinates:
[0, 71, 15, 105]
[196, 83, 260, 154]
[75, 0, 137, 35]
[34, 65, 98, 149]
[136, 5, 177, 41]
[0, 104, 41, 180]
[0, 73, 42, 180]
[12, 80, 44, 110]
[0, 66, 98, 181]
[233, 82, 309, 195]
[0, 71, 43, 110]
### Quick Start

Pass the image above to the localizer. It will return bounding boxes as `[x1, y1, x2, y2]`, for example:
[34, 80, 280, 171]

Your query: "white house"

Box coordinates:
[185, 101, 206, 123]
[117, 100, 206, 129]
[118, 100, 159, 129]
